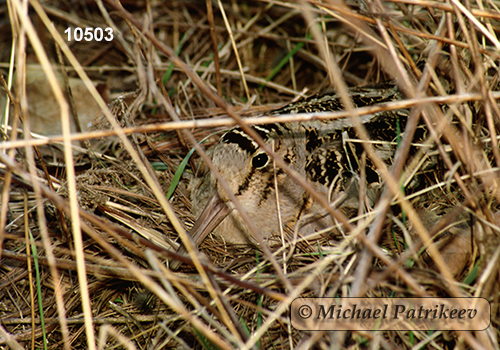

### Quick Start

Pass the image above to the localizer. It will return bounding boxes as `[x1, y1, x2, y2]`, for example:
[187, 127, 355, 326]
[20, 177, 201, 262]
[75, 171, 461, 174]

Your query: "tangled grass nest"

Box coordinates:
[1, 0, 500, 349]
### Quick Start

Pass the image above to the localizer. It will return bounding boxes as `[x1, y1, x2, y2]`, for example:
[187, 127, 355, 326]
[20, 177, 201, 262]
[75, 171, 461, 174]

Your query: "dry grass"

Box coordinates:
[1, 0, 500, 349]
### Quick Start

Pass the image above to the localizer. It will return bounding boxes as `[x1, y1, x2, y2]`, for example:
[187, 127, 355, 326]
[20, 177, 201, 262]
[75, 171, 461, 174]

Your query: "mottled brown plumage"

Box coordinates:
[174, 83, 427, 267]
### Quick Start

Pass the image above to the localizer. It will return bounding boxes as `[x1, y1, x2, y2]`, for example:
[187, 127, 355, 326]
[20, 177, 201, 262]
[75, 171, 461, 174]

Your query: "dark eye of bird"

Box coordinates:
[252, 153, 269, 168]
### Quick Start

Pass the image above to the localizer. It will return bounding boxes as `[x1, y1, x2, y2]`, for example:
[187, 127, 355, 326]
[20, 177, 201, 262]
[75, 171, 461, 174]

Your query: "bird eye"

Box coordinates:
[252, 153, 269, 168]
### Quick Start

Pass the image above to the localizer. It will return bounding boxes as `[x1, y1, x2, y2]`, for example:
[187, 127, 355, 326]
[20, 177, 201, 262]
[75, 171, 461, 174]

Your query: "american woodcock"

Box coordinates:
[176, 82, 429, 263]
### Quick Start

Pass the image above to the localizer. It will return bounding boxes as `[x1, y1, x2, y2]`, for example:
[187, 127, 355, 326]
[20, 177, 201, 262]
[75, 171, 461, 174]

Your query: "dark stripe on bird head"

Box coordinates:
[221, 130, 258, 154]
[253, 125, 271, 139]
[254, 123, 283, 137]
[221, 124, 283, 154]
[237, 167, 255, 195]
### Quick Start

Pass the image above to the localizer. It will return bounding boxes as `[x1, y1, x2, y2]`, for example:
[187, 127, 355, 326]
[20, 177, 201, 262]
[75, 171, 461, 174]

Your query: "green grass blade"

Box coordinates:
[163, 32, 188, 86]
[165, 130, 226, 200]
[258, 34, 310, 90]
[166, 146, 196, 200]
[29, 231, 47, 350]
